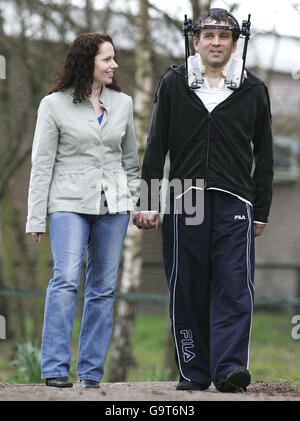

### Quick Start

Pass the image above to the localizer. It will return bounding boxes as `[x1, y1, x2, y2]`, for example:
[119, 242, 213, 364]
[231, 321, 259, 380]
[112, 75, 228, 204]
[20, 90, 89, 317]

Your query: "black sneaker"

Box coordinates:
[80, 379, 100, 389]
[46, 377, 73, 388]
[176, 380, 208, 391]
[217, 367, 251, 393]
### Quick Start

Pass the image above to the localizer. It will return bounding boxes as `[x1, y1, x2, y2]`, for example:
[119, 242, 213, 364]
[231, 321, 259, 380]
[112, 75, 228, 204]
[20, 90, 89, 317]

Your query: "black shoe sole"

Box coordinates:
[46, 378, 73, 388]
[219, 368, 251, 393]
[80, 380, 100, 389]
[176, 380, 208, 391]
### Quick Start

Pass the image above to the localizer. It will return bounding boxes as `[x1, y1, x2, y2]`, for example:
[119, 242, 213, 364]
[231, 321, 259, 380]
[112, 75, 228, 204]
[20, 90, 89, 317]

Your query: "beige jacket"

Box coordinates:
[26, 86, 140, 233]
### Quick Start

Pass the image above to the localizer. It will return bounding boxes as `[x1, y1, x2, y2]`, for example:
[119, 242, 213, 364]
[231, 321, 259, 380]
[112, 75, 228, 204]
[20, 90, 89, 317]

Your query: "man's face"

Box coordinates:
[193, 19, 237, 69]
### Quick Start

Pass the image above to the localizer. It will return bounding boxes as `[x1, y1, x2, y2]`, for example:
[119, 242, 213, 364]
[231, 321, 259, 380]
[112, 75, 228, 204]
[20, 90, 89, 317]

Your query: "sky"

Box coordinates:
[2, 0, 300, 75]
[149, 0, 300, 38]
[2, 0, 300, 39]
[147, 0, 300, 75]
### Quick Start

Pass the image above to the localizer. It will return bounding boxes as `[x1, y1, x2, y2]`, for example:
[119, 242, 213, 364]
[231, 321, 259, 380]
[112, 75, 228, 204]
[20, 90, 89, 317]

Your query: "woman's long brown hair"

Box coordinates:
[48, 33, 121, 103]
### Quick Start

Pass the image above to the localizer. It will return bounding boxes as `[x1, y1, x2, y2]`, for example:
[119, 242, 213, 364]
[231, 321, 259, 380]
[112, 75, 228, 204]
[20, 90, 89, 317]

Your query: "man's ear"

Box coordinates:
[232, 40, 237, 54]
[193, 36, 200, 53]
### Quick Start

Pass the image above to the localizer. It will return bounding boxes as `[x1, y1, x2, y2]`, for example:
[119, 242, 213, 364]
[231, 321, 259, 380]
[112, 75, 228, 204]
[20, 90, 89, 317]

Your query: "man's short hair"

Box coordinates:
[194, 8, 240, 42]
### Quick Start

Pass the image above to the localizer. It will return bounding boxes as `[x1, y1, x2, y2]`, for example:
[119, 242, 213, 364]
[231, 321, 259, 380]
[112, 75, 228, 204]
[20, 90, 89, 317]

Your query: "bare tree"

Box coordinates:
[290, 0, 300, 13]
[190, 0, 211, 19]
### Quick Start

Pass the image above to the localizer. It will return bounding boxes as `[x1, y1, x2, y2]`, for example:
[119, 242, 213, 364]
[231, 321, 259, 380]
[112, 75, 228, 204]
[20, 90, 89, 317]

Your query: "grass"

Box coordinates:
[249, 311, 300, 383]
[122, 314, 170, 382]
[0, 310, 299, 384]
[9, 343, 42, 383]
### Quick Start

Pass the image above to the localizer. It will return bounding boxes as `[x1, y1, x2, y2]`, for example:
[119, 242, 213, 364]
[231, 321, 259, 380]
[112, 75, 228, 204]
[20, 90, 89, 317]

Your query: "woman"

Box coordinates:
[26, 34, 140, 388]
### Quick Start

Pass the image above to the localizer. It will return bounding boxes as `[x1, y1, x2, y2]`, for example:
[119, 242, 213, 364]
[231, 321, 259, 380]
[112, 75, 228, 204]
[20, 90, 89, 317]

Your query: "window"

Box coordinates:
[274, 135, 300, 183]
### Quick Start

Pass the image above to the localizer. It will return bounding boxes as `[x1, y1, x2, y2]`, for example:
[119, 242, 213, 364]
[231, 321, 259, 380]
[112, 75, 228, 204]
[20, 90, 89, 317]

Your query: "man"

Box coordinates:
[134, 8, 273, 393]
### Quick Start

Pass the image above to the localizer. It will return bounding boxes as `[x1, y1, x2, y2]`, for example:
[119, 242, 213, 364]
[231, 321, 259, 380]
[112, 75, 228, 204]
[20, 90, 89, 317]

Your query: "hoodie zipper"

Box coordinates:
[205, 112, 211, 188]
[185, 89, 212, 187]
[187, 85, 254, 189]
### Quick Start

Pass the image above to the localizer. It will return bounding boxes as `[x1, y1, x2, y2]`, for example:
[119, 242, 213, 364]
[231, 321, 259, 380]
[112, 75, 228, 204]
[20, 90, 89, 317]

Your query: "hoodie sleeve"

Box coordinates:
[252, 84, 274, 223]
[139, 76, 170, 211]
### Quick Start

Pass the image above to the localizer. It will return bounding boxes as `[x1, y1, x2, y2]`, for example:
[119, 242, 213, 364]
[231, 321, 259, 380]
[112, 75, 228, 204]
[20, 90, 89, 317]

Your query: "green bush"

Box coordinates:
[10, 343, 42, 383]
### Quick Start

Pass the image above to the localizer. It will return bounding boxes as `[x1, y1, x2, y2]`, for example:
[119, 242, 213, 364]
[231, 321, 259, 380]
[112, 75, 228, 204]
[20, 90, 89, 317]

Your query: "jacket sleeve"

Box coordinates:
[139, 77, 170, 211]
[121, 96, 141, 210]
[26, 97, 59, 233]
[252, 84, 274, 223]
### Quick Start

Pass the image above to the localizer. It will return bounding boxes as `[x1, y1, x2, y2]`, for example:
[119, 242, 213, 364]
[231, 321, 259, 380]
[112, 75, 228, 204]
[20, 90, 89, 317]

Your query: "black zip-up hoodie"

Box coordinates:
[141, 64, 274, 223]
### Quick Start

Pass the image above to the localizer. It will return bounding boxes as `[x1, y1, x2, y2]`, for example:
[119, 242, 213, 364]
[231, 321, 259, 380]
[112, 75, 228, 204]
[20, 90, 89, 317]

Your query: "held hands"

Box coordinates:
[29, 233, 43, 243]
[133, 213, 159, 230]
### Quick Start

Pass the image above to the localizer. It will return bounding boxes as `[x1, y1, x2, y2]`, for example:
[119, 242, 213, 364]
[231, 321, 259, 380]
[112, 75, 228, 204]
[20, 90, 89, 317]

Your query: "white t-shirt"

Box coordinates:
[195, 85, 233, 112]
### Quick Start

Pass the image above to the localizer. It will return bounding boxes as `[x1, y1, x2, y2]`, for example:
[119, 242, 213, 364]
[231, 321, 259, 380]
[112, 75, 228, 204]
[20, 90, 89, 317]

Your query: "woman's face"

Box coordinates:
[93, 41, 118, 86]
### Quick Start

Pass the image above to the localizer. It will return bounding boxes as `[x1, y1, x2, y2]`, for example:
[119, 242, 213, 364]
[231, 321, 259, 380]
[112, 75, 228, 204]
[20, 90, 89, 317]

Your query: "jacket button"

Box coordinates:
[104, 185, 108, 191]
[96, 164, 101, 169]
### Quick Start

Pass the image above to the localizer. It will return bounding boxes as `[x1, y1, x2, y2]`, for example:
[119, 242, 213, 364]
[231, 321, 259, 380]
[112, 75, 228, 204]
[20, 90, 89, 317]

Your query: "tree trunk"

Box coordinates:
[107, 224, 143, 381]
[85, 0, 93, 32]
[190, 0, 211, 20]
[107, 0, 153, 382]
[0, 208, 10, 331]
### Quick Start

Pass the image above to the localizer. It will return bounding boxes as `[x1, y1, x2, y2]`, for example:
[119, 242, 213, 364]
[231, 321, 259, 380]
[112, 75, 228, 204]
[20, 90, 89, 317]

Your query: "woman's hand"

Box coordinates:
[29, 233, 43, 243]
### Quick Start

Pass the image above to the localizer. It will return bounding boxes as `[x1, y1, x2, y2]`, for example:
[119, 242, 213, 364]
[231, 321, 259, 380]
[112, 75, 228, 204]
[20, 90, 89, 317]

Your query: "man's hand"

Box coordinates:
[29, 233, 43, 243]
[254, 224, 265, 237]
[133, 213, 159, 230]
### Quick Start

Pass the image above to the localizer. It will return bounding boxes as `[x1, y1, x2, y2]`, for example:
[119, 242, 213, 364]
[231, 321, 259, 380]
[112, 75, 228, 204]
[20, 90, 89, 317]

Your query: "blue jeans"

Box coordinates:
[41, 211, 130, 381]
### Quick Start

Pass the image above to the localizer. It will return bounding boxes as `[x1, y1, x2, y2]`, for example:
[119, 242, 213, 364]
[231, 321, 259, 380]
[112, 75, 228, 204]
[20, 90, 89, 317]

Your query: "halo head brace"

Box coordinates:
[182, 8, 251, 90]
[193, 8, 241, 43]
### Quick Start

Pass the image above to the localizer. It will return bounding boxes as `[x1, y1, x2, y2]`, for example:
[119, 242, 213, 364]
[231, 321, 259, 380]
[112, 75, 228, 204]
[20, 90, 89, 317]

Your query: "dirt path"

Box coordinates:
[0, 381, 300, 401]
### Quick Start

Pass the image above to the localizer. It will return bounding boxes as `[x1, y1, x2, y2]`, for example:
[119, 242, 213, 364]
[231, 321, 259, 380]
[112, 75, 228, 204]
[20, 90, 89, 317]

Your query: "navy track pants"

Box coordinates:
[162, 189, 255, 389]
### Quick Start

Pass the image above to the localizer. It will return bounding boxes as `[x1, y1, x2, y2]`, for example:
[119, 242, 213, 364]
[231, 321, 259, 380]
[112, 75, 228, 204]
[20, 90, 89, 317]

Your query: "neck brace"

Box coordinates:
[187, 53, 246, 89]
